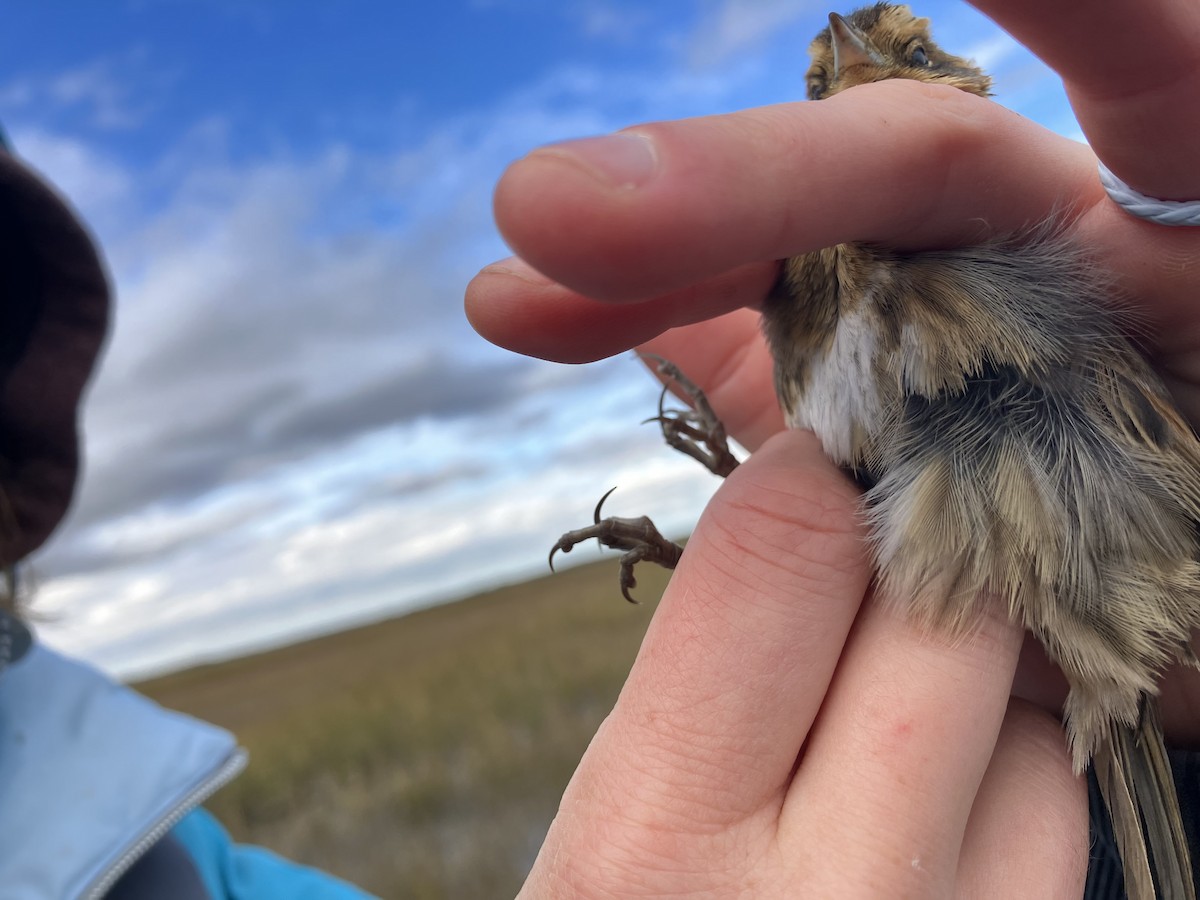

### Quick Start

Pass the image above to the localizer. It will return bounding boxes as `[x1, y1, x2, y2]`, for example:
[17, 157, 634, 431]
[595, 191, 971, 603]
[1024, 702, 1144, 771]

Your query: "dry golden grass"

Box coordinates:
[136, 554, 671, 898]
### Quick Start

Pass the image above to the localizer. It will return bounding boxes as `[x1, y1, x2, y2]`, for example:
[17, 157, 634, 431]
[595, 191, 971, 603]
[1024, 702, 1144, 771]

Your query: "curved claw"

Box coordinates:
[549, 506, 683, 601]
[549, 488, 620, 572]
[639, 383, 677, 428]
[550, 355, 728, 600]
[593, 486, 618, 524]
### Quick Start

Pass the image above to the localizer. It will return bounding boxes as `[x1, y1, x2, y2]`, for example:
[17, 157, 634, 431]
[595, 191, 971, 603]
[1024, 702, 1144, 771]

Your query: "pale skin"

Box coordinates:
[465, 0, 1200, 896]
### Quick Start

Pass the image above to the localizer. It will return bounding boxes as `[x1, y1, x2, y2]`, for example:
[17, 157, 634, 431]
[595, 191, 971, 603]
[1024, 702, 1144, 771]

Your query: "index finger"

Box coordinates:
[493, 80, 1099, 304]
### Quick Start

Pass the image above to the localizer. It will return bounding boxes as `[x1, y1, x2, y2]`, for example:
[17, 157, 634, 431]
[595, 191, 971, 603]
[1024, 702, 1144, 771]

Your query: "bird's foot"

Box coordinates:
[640, 354, 740, 478]
[549, 357, 735, 602]
[548, 487, 684, 603]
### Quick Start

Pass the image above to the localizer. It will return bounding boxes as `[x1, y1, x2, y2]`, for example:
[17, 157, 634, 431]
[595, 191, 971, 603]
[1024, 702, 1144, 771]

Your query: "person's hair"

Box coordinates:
[0, 566, 20, 617]
[0, 484, 26, 617]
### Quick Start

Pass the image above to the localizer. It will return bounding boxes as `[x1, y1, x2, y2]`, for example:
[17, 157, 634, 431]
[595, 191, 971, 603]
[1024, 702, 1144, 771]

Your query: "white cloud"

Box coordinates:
[47, 60, 145, 129]
[962, 31, 1021, 73]
[7, 127, 134, 233]
[21, 44, 771, 678]
[687, 0, 823, 67]
[576, 3, 656, 44]
[40, 364, 724, 680]
[0, 52, 162, 132]
[17, 4, 1080, 681]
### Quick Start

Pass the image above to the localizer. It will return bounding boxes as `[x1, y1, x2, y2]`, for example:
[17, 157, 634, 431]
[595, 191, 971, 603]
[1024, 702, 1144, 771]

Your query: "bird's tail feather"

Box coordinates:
[1093, 699, 1195, 900]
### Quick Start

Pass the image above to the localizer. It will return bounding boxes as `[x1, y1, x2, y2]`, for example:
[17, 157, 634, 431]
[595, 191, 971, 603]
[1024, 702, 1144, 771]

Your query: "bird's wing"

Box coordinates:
[1091, 356, 1200, 519]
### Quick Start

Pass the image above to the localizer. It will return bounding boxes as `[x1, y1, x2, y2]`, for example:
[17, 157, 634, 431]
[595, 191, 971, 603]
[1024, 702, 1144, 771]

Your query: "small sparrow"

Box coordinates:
[552, 6, 1200, 896]
[762, 5, 1199, 898]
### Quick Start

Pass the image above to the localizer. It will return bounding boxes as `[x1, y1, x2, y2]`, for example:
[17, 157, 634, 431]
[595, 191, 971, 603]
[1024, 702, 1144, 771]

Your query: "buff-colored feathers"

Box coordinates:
[806, 3, 992, 100]
[763, 6, 1200, 897]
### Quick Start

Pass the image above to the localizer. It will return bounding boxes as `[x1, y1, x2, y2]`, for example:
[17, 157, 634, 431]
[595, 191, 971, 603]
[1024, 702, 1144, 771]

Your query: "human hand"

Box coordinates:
[466, 0, 1200, 749]
[466, 0, 1200, 893]
[466, 1, 1200, 407]
[515, 429, 1086, 896]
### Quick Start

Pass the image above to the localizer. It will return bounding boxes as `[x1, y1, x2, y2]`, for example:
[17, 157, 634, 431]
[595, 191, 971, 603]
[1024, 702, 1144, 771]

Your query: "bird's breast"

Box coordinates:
[784, 303, 886, 465]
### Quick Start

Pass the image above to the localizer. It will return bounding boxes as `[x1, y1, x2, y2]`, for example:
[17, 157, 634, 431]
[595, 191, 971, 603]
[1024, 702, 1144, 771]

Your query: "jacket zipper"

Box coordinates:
[80, 747, 249, 900]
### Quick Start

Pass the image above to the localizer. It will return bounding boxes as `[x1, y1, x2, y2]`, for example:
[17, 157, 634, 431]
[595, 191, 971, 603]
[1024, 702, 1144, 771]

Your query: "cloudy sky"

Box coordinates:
[2, 1, 1076, 680]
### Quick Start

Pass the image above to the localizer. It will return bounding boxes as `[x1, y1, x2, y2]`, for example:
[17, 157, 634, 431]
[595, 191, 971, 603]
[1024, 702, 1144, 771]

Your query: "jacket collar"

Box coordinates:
[0, 643, 245, 899]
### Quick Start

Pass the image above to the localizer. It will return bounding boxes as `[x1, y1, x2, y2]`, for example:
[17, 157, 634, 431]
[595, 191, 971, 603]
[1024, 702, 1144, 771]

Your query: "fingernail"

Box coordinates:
[529, 132, 658, 189]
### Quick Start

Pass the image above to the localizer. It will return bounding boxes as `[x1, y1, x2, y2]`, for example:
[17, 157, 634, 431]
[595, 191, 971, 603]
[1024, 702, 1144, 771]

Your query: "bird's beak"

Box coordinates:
[828, 13, 882, 76]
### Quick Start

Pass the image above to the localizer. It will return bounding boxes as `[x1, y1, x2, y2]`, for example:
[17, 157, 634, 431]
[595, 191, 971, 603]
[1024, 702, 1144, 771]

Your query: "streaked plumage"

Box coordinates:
[763, 6, 1200, 897]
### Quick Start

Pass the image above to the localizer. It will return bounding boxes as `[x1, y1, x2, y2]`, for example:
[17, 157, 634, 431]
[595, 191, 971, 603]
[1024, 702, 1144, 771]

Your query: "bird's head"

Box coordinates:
[806, 3, 992, 100]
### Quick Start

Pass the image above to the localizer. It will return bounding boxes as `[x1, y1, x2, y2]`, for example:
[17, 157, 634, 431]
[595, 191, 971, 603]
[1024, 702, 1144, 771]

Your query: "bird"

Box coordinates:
[549, 6, 1199, 895]
[758, 4, 1200, 898]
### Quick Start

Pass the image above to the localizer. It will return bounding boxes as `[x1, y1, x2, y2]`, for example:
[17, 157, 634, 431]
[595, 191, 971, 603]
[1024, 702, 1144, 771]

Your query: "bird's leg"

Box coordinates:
[641, 354, 740, 478]
[549, 357, 739, 601]
[549, 487, 683, 603]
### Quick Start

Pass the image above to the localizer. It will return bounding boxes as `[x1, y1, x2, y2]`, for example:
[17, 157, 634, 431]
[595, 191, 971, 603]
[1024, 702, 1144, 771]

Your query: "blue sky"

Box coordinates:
[1, 1, 1077, 679]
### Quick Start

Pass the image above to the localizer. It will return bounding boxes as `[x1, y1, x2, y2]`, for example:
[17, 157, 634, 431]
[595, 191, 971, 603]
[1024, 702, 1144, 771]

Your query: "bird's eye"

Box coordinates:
[911, 46, 930, 66]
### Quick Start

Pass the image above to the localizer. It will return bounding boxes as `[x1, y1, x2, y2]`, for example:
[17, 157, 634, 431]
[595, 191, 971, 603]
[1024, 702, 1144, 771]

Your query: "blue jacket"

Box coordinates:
[0, 642, 377, 899]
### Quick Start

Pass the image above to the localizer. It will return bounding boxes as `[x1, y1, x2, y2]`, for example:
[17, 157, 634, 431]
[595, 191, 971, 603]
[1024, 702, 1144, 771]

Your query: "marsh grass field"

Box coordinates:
[135, 554, 672, 898]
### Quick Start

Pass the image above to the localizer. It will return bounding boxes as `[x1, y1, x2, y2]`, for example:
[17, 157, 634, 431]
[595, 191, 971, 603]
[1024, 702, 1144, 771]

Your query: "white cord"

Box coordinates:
[1098, 162, 1200, 226]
